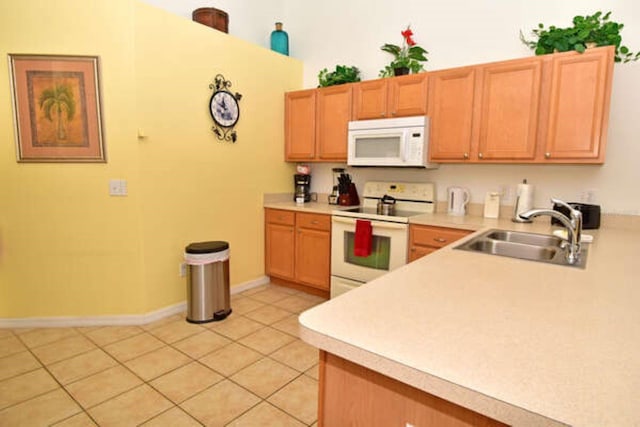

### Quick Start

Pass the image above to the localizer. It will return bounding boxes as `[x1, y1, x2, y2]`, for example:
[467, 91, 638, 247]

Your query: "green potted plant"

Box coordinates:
[379, 25, 429, 77]
[521, 11, 639, 63]
[317, 65, 361, 87]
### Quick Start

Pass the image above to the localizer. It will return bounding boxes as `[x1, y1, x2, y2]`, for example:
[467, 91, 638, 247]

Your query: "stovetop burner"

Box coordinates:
[340, 207, 424, 218]
[331, 181, 436, 224]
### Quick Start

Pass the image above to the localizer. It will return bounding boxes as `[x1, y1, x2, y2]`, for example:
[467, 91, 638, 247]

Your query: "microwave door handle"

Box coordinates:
[401, 130, 409, 162]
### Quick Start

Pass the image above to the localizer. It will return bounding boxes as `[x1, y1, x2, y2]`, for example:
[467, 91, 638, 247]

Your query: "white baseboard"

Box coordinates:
[0, 275, 270, 329]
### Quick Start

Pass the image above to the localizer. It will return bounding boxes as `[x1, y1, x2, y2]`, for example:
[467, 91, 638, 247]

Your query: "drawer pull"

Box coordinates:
[434, 237, 447, 243]
[311, 220, 319, 224]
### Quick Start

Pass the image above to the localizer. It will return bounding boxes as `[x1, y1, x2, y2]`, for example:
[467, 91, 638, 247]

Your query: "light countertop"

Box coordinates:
[298, 211, 640, 426]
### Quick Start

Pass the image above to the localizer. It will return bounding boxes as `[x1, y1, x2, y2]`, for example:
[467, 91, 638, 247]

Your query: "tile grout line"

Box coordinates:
[0, 284, 324, 426]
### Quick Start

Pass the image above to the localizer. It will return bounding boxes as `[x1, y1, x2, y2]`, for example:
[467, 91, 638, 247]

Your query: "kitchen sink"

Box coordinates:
[484, 230, 563, 247]
[455, 229, 587, 268]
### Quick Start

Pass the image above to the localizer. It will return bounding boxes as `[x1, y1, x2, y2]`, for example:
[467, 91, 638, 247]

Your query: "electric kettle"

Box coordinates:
[447, 186, 470, 216]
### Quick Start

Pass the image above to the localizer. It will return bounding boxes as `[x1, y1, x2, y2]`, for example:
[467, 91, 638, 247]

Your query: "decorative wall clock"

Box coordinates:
[209, 74, 242, 142]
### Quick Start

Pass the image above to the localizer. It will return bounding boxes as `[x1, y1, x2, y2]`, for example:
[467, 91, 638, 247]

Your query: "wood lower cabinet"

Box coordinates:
[295, 213, 331, 289]
[409, 224, 473, 262]
[265, 209, 296, 280]
[353, 73, 428, 120]
[318, 351, 507, 427]
[265, 209, 331, 295]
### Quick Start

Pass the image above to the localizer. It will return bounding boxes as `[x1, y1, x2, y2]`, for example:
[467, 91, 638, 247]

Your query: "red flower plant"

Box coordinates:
[380, 25, 428, 77]
[401, 28, 416, 46]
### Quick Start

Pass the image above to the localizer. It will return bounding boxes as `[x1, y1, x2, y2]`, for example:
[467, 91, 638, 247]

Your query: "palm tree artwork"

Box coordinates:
[38, 83, 76, 141]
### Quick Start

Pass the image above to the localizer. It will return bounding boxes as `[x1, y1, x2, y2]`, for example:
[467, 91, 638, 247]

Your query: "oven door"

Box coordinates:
[331, 216, 408, 283]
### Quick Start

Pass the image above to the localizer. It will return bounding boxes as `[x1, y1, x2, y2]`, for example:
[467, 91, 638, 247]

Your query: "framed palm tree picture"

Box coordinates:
[8, 54, 105, 162]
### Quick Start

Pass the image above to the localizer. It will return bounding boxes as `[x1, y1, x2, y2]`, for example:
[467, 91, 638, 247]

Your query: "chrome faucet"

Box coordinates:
[518, 198, 583, 265]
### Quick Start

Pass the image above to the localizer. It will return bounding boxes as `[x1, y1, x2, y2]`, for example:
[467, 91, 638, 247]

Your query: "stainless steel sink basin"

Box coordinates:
[465, 239, 558, 260]
[455, 229, 587, 268]
[484, 230, 563, 247]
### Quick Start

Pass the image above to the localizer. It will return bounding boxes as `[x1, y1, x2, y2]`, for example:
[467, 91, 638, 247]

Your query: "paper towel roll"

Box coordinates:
[515, 182, 534, 215]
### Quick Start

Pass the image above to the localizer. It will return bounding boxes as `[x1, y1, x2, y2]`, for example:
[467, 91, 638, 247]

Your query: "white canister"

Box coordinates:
[484, 192, 501, 218]
[447, 186, 470, 216]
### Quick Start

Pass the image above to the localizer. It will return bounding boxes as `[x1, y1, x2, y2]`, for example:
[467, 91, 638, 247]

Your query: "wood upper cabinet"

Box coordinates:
[428, 47, 613, 164]
[408, 224, 473, 262]
[265, 209, 331, 292]
[427, 67, 477, 161]
[353, 73, 428, 120]
[476, 58, 542, 161]
[542, 46, 614, 163]
[285, 89, 316, 161]
[285, 85, 351, 162]
[316, 85, 352, 161]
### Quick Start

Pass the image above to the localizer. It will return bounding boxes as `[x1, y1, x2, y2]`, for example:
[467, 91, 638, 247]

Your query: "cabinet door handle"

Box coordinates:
[545, 152, 551, 159]
[478, 152, 484, 159]
[463, 153, 469, 159]
[434, 237, 447, 243]
[380, 113, 385, 117]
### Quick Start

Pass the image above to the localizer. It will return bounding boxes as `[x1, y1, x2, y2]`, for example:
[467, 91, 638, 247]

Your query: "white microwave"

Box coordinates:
[347, 116, 438, 168]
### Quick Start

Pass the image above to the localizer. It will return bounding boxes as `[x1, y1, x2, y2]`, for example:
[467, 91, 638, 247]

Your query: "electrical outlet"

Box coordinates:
[180, 263, 187, 277]
[500, 185, 514, 203]
[583, 189, 596, 203]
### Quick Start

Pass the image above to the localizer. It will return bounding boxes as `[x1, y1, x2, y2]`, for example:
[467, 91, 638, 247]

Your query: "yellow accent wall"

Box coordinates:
[0, 0, 301, 318]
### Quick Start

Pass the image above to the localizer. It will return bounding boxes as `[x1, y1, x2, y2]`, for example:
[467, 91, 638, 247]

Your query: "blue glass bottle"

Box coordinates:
[270, 22, 289, 56]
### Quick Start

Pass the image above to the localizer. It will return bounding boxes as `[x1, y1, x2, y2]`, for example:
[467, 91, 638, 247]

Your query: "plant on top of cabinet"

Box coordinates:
[318, 65, 361, 87]
[521, 11, 639, 63]
[379, 25, 429, 77]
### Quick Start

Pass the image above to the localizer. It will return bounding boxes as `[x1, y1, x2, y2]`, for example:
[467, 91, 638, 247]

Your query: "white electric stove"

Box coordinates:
[330, 181, 435, 297]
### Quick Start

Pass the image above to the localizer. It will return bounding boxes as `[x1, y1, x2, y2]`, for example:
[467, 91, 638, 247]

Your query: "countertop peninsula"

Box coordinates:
[299, 211, 640, 426]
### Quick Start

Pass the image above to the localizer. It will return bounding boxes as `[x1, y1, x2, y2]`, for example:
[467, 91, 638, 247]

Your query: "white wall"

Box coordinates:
[141, 0, 640, 214]
[139, 0, 285, 50]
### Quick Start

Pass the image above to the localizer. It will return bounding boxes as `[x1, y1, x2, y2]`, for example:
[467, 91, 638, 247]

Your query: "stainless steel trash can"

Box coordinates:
[184, 241, 231, 323]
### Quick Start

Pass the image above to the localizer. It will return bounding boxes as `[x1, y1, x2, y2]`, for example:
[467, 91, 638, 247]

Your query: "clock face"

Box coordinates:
[210, 91, 239, 128]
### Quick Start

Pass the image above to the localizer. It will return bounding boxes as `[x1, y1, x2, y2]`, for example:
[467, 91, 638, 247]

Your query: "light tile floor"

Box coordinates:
[0, 284, 325, 426]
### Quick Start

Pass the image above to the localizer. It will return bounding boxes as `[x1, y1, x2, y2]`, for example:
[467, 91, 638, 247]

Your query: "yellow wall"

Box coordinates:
[0, 0, 302, 318]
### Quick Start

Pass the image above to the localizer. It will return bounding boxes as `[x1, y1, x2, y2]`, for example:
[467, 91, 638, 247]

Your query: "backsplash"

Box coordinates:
[303, 162, 638, 216]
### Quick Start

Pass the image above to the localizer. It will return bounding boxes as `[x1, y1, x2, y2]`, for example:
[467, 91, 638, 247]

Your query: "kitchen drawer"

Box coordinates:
[410, 225, 472, 249]
[266, 209, 295, 226]
[409, 245, 438, 262]
[297, 212, 331, 231]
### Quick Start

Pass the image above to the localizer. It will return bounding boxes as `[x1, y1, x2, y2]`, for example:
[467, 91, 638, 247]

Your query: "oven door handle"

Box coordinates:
[331, 216, 407, 230]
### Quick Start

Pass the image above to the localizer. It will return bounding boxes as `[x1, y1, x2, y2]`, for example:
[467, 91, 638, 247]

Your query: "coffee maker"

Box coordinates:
[294, 174, 311, 203]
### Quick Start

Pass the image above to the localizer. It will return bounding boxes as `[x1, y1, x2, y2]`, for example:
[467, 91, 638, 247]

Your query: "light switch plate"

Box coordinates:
[109, 179, 128, 196]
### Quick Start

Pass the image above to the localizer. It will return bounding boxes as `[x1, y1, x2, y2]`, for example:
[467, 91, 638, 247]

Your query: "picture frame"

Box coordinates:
[8, 54, 106, 163]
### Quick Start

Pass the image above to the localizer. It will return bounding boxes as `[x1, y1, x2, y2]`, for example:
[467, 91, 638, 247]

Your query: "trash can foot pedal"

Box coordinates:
[213, 308, 232, 321]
